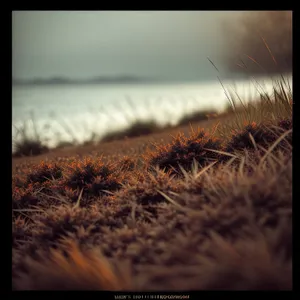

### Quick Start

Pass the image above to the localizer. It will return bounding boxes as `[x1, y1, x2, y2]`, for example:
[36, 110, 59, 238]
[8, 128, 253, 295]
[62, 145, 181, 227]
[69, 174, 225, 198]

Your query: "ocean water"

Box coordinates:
[12, 74, 292, 150]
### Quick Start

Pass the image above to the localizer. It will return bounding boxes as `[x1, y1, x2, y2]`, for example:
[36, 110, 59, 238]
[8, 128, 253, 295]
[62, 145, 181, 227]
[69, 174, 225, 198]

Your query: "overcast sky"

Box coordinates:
[12, 11, 245, 81]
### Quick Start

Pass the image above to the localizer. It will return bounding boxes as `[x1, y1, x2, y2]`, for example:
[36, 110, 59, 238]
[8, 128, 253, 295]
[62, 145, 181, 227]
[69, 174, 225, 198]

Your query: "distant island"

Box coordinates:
[12, 72, 263, 86]
[12, 75, 162, 85]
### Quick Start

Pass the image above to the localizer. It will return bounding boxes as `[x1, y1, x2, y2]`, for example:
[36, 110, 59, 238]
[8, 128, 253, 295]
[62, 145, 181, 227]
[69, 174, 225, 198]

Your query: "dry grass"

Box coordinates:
[12, 74, 292, 291]
[12, 146, 292, 290]
[13, 238, 132, 290]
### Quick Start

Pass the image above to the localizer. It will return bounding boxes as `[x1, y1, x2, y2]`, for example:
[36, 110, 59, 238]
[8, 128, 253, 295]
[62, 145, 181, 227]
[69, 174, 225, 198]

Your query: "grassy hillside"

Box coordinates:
[12, 76, 292, 291]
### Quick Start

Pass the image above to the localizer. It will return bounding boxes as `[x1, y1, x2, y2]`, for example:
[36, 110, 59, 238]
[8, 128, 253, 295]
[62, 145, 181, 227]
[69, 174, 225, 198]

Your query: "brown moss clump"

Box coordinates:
[26, 162, 63, 185]
[276, 117, 292, 147]
[27, 204, 124, 247]
[226, 122, 274, 152]
[13, 140, 49, 158]
[226, 120, 292, 154]
[277, 117, 292, 131]
[12, 183, 40, 209]
[114, 155, 137, 172]
[145, 127, 224, 175]
[62, 157, 125, 198]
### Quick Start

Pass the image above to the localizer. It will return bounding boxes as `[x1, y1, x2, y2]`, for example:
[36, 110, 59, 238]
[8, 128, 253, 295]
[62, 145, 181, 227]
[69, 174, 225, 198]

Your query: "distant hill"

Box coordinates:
[12, 75, 160, 85]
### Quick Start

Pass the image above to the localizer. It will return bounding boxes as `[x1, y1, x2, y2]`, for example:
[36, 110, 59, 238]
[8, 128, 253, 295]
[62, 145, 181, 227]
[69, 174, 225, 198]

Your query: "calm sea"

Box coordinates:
[12, 74, 292, 150]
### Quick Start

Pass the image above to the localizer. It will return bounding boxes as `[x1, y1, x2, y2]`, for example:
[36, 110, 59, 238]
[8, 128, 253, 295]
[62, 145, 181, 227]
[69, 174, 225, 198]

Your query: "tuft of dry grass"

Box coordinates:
[101, 120, 164, 143]
[217, 75, 292, 141]
[225, 118, 292, 154]
[144, 125, 225, 176]
[13, 113, 50, 157]
[25, 161, 63, 184]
